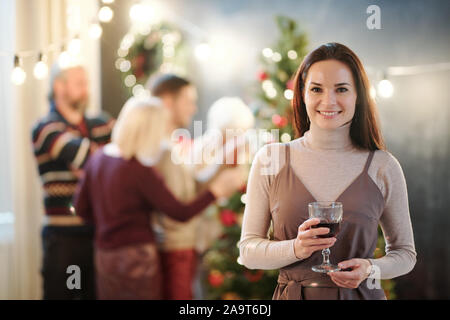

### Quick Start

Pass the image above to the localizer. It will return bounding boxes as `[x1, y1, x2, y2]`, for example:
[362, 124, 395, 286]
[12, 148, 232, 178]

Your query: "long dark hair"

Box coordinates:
[292, 42, 385, 151]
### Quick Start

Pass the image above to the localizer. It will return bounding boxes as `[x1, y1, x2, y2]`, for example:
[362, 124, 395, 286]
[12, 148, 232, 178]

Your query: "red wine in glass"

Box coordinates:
[311, 221, 341, 238]
[308, 201, 343, 273]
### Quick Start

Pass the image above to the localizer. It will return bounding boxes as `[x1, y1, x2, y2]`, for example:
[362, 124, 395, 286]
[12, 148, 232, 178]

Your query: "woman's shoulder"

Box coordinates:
[373, 149, 403, 171]
[372, 149, 406, 186]
[251, 142, 290, 177]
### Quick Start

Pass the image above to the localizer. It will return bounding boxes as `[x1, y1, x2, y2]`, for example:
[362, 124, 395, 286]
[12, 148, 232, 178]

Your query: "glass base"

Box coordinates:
[311, 263, 341, 273]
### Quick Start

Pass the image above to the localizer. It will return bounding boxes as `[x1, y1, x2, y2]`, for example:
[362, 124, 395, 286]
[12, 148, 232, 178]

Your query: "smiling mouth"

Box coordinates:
[317, 111, 342, 116]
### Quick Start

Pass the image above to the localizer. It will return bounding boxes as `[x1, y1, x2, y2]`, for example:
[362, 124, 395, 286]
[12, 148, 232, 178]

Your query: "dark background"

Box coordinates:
[100, 0, 450, 299]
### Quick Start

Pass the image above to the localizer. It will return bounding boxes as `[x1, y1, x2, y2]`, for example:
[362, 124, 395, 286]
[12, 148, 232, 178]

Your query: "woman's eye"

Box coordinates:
[337, 87, 348, 93]
[311, 87, 322, 93]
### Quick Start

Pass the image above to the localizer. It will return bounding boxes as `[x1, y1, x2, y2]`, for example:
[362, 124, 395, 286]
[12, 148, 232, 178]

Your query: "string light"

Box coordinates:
[272, 52, 282, 62]
[377, 79, 394, 98]
[98, 6, 113, 23]
[33, 53, 48, 80]
[119, 60, 131, 72]
[120, 34, 135, 50]
[129, 3, 144, 21]
[266, 88, 277, 99]
[262, 80, 274, 91]
[287, 50, 298, 60]
[6, 0, 449, 93]
[88, 22, 103, 39]
[281, 133, 291, 142]
[115, 58, 125, 70]
[284, 89, 294, 100]
[58, 46, 71, 68]
[195, 43, 212, 61]
[129, 3, 157, 24]
[5, 1, 111, 86]
[262, 48, 273, 58]
[124, 74, 136, 87]
[68, 36, 81, 55]
[11, 55, 26, 85]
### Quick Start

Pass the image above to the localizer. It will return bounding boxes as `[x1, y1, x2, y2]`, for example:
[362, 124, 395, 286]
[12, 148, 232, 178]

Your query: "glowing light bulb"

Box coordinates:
[266, 88, 277, 99]
[195, 43, 212, 61]
[262, 48, 273, 58]
[262, 80, 274, 91]
[11, 55, 26, 85]
[272, 52, 282, 62]
[119, 60, 131, 72]
[377, 79, 394, 98]
[58, 51, 71, 68]
[287, 50, 298, 60]
[281, 133, 291, 143]
[33, 60, 48, 80]
[11, 66, 26, 85]
[68, 37, 81, 55]
[284, 89, 294, 100]
[124, 74, 136, 87]
[98, 6, 113, 23]
[129, 4, 143, 21]
[88, 23, 102, 39]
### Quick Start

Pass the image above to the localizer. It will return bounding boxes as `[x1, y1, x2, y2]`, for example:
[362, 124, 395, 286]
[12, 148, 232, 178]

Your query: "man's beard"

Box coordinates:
[69, 98, 89, 113]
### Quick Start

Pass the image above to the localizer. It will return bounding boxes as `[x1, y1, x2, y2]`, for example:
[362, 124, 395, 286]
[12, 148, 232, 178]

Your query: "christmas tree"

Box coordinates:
[203, 16, 308, 300]
[203, 15, 395, 300]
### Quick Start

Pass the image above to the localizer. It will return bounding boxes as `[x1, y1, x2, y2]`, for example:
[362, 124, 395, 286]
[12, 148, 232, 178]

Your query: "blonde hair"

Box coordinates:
[112, 96, 168, 161]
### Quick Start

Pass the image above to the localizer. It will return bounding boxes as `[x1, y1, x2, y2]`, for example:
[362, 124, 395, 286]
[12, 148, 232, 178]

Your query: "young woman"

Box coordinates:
[74, 96, 245, 300]
[239, 42, 416, 300]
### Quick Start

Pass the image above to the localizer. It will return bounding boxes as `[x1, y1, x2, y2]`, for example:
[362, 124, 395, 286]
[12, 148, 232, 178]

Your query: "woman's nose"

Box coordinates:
[322, 90, 337, 106]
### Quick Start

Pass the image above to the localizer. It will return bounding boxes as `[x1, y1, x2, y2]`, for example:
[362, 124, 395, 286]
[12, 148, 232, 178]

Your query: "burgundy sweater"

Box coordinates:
[73, 150, 216, 250]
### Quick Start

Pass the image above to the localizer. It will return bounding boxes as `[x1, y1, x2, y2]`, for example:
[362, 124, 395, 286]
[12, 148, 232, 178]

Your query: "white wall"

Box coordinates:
[0, 0, 101, 299]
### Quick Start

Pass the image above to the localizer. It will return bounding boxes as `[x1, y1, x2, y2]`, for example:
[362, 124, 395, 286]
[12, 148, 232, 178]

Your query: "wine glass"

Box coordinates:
[308, 201, 343, 273]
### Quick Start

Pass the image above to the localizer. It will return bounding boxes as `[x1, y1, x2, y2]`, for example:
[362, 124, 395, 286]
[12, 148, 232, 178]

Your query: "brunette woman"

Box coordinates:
[239, 42, 416, 300]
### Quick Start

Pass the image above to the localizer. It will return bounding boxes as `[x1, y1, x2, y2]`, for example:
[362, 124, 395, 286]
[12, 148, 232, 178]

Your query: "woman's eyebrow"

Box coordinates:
[309, 82, 351, 86]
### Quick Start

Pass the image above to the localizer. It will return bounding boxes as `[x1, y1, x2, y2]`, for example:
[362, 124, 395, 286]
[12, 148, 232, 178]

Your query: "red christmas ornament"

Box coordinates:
[272, 114, 281, 126]
[279, 116, 288, 127]
[272, 114, 288, 128]
[220, 209, 237, 227]
[257, 71, 268, 82]
[208, 270, 224, 287]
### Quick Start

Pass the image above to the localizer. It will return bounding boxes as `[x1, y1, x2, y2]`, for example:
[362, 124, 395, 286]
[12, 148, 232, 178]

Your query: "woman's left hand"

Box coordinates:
[328, 258, 372, 289]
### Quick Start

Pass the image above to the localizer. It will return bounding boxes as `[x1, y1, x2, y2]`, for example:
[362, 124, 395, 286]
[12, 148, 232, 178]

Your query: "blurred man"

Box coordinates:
[147, 74, 250, 299]
[31, 64, 114, 299]
[147, 74, 202, 300]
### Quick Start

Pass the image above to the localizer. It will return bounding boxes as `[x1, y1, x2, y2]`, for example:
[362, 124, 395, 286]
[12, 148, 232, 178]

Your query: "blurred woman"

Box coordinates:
[74, 96, 245, 300]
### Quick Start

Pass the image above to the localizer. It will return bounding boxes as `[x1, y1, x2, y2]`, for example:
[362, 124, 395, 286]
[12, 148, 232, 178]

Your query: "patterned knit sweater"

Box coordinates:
[31, 105, 114, 215]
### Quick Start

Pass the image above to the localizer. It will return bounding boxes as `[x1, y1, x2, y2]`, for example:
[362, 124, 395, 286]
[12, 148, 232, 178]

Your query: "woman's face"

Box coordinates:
[303, 59, 357, 130]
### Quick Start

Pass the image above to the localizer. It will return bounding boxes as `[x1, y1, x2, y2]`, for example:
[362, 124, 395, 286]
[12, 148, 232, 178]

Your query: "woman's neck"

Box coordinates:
[304, 120, 354, 151]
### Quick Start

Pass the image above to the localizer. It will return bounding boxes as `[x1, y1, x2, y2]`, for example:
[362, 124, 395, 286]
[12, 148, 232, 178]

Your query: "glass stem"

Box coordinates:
[322, 248, 331, 265]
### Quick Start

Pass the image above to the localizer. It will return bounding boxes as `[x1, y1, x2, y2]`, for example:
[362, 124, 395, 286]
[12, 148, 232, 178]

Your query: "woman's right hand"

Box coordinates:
[209, 166, 247, 199]
[294, 218, 337, 260]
